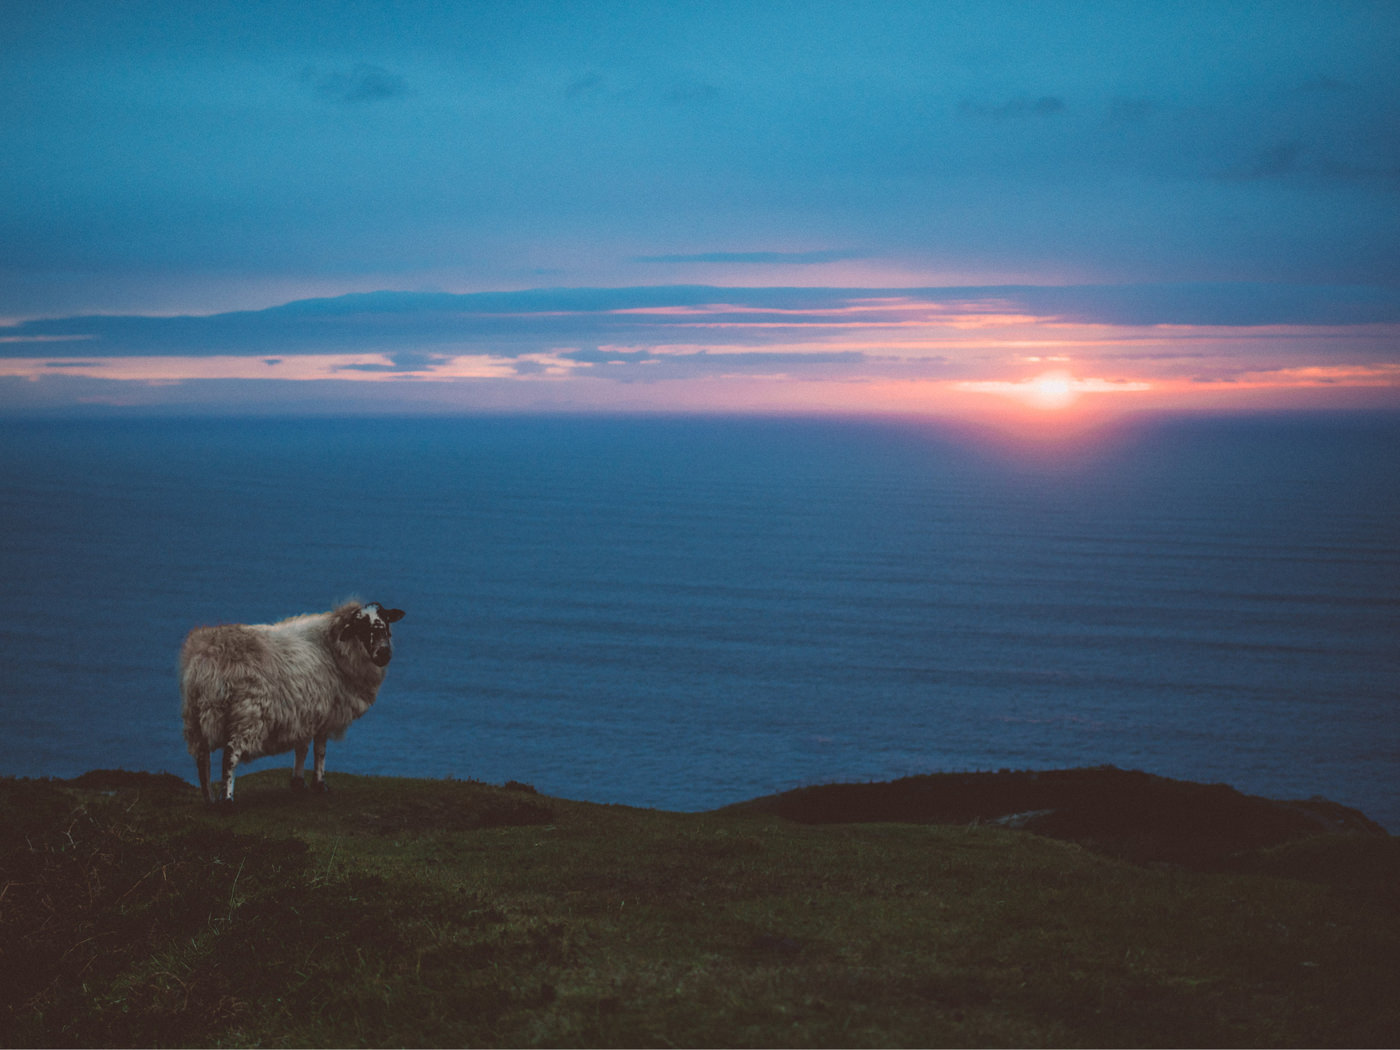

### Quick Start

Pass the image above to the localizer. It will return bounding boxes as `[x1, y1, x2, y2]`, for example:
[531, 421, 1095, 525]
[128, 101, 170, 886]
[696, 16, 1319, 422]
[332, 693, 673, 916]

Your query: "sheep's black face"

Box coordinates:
[341, 602, 406, 667]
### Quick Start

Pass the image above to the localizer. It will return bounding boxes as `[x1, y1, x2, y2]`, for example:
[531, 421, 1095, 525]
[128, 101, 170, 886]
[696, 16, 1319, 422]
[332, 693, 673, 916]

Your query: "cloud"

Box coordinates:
[1016, 284, 1400, 327]
[1221, 141, 1400, 184]
[303, 64, 410, 105]
[4, 284, 1398, 365]
[560, 347, 654, 364]
[562, 349, 874, 383]
[634, 250, 868, 265]
[334, 350, 453, 373]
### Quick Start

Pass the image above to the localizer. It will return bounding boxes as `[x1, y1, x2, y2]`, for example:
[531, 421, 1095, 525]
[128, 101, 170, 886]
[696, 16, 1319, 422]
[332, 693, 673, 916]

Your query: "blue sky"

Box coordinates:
[3, 1, 1398, 416]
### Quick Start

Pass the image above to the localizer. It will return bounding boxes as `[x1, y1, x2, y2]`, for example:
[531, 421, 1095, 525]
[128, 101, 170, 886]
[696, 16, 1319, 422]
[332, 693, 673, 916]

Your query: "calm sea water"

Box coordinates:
[1, 414, 1396, 829]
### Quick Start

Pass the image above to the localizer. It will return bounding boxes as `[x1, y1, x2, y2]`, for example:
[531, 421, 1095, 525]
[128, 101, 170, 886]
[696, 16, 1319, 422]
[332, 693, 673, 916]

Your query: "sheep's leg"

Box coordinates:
[291, 742, 308, 790]
[220, 747, 241, 802]
[195, 744, 214, 803]
[312, 734, 329, 792]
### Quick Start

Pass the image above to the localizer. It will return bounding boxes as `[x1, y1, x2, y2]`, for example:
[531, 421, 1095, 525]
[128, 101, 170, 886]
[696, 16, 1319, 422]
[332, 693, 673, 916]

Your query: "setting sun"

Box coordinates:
[951, 369, 1157, 418]
[1027, 370, 1077, 410]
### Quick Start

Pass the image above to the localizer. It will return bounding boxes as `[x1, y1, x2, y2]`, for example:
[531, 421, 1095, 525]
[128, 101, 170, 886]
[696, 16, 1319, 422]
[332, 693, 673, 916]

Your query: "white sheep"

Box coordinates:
[179, 600, 405, 803]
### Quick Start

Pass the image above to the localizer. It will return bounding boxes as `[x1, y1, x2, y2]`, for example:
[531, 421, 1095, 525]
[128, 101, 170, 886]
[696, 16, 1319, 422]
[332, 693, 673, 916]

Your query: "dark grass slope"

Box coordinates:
[2, 767, 1397, 1048]
[725, 765, 1389, 869]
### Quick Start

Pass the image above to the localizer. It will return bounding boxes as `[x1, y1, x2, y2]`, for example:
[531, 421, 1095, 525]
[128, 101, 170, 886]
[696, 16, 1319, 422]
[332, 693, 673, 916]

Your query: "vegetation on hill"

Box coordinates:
[727, 766, 1390, 868]
[1, 768, 1396, 1047]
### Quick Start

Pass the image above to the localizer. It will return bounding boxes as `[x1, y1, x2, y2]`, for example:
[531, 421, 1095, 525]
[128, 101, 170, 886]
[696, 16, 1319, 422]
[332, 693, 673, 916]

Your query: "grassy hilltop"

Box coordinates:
[1, 768, 1397, 1048]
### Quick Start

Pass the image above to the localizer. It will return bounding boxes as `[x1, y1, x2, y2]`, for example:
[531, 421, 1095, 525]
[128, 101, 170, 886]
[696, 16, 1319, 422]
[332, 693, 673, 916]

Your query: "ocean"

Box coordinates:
[2, 413, 1396, 830]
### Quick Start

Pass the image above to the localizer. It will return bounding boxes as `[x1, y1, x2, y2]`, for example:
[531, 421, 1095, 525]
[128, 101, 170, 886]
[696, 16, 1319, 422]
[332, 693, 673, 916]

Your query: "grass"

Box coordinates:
[2, 768, 1397, 1047]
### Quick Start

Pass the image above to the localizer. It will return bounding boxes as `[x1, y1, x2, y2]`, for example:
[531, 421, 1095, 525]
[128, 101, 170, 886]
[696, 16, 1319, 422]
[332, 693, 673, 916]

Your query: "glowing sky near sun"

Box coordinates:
[2, 1, 1397, 418]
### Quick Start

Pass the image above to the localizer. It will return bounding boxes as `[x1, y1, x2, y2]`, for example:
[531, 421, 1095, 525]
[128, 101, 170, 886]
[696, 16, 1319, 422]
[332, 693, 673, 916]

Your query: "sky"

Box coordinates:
[3, 0, 1399, 419]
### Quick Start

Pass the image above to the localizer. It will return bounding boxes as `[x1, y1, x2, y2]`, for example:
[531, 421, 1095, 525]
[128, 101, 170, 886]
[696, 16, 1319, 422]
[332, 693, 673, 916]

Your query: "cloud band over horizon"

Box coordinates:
[8, 282, 1400, 355]
[3, 282, 1397, 417]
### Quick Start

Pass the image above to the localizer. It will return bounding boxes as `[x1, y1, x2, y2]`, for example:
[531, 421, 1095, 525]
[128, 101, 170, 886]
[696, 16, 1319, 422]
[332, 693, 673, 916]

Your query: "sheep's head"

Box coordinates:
[339, 602, 406, 667]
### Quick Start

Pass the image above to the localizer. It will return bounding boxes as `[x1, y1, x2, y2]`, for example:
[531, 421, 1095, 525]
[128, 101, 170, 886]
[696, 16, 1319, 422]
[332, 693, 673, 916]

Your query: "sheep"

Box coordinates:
[180, 600, 406, 803]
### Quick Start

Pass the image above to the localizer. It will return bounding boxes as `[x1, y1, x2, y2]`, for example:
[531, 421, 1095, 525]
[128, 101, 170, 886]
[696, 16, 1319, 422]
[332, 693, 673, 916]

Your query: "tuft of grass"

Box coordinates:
[1, 768, 1397, 1047]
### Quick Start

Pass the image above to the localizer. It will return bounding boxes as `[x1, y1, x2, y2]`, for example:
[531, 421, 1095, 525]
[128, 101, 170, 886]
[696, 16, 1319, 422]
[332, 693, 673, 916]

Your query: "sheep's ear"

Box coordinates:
[383, 608, 406, 623]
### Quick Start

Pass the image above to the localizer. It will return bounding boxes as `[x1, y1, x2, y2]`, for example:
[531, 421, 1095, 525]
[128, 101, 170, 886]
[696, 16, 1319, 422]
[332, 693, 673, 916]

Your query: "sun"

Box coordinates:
[1026, 370, 1078, 410]
[952, 369, 1154, 417]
